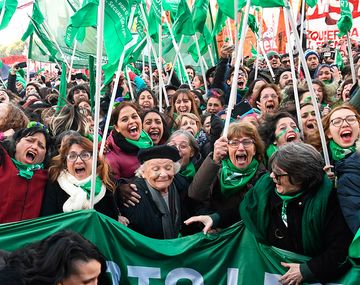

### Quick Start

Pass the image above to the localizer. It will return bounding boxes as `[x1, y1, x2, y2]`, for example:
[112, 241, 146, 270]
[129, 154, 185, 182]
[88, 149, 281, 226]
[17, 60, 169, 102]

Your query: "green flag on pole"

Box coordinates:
[0, 0, 18, 30]
[337, 0, 353, 37]
[211, 8, 227, 37]
[192, 0, 208, 34]
[335, 48, 345, 71]
[305, 0, 317, 8]
[56, 62, 67, 113]
[173, 0, 195, 40]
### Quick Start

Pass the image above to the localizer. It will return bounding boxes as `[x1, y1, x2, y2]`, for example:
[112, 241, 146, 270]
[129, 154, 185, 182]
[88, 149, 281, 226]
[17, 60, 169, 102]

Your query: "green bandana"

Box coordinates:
[220, 158, 259, 198]
[275, 190, 304, 227]
[125, 130, 153, 149]
[179, 162, 196, 179]
[11, 158, 44, 180]
[329, 139, 356, 161]
[266, 143, 278, 159]
[79, 176, 103, 199]
[85, 133, 102, 143]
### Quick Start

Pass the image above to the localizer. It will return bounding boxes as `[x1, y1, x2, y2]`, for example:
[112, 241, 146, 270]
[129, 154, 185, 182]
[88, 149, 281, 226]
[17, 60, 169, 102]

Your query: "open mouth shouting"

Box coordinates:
[285, 131, 299, 143]
[235, 152, 248, 167]
[306, 122, 316, 130]
[128, 125, 140, 139]
[149, 130, 161, 142]
[25, 150, 37, 164]
[265, 102, 276, 112]
[238, 79, 246, 89]
[339, 129, 354, 145]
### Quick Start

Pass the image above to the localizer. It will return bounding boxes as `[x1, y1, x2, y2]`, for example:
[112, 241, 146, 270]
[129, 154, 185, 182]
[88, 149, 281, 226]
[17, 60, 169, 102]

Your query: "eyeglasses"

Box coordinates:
[260, 94, 278, 101]
[168, 142, 190, 150]
[330, 115, 358, 127]
[228, 139, 254, 148]
[67, 151, 92, 162]
[272, 172, 288, 182]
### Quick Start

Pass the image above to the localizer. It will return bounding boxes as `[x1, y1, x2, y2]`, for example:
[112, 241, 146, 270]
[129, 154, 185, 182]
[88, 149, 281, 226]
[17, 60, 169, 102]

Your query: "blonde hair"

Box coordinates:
[174, 113, 201, 132]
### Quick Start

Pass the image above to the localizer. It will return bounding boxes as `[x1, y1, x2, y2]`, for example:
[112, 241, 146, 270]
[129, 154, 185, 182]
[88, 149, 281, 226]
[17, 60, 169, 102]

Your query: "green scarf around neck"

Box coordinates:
[240, 173, 333, 256]
[79, 176, 103, 199]
[125, 130, 153, 149]
[180, 162, 196, 179]
[11, 158, 44, 180]
[275, 190, 304, 227]
[266, 144, 278, 160]
[220, 158, 259, 198]
[329, 139, 356, 161]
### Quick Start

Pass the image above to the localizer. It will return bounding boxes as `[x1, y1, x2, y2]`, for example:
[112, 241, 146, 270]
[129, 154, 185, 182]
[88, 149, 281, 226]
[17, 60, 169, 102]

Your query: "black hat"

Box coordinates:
[138, 145, 180, 163]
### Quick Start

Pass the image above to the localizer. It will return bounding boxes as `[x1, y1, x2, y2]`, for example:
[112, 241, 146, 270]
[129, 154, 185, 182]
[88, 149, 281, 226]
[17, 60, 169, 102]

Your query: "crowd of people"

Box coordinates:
[0, 39, 360, 284]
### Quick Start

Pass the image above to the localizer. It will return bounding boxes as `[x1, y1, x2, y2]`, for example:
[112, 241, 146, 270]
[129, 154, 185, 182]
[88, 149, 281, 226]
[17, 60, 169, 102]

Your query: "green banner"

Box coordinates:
[0, 210, 358, 284]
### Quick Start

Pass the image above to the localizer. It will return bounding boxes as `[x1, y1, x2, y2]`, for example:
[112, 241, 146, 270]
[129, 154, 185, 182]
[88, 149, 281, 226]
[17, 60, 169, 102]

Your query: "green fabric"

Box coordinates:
[211, 8, 227, 37]
[329, 139, 356, 161]
[0, 210, 358, 284]
[349, 227, 360, 258]
[240, 173, 334, 256]
[79, 175, 103, 199]
[85, 133, 102, 143]
[179, 162, 196, 179]
[220, 158, 259, 198]
[266, 143, 278, 160]
[337, 0, 353, 37]
[305, 0, 318, 8]
[192, 0, 208, 34]
[335, 48, 345, 71]
[275, 190, 304, 227]
[11, 158, 43, 180]
[125, 130, 153, 149]
[56, 62, 67, 113]
[0, 0, 18, 30]
[173, 0, 195, 40]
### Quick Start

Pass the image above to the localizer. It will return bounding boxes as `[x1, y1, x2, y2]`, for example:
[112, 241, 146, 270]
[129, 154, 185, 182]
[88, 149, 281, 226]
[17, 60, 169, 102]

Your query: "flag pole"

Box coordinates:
[208, 45, 215, 66]
[259, 44, 275, 79]
[158, 9, 163, 112]
[227, 18, 234, 45]
[283, 7, 303, 137]
[193, 33, 208, 93]
[223, 0, 250, 138]
[284, 2, 330, 166]
[90, 0, 105, 209]
[67, 40, 78, 83]
[346, 34, 356, 84]
[148, 44, 153, 90]
[167, 35, 184, 85]
[233, 0, 239, 60]
[125, 66, 135, 101]
[254, 8, 262, 80]
[298, 0, 305, 73]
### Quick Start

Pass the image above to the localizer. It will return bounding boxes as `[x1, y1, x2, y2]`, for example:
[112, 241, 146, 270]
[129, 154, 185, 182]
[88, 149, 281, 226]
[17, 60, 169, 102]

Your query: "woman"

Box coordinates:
[254, 83, 281, 119]
[192, 74, 205, 90]
[188, 122, 266, 228]
[258, 112, 301, 161]
[41, 135, 118, 220]
[206, 94, 225, 115]
[142, 109, 169, 145]
[322, 104, 360, 234]
[300, 103, 321, 151]
[105, 102, 153, 180]
[0, 123, 50, 223]
[174, 113, 201, 137]
[168, 89, 200, 121]
[119, 145, 200, 239]
[239, 142, 352, 284]
[136, 88, 157, 111]
[0, 88, 21, 104]
[315, 64, 340, 99]
[0, 103, 29, 140]
[0, 230, 110, 285]
[167, 130, 201, 181]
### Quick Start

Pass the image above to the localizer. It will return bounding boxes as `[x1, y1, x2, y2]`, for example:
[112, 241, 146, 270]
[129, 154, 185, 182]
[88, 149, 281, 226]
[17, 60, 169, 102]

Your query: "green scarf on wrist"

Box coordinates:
[125, 130, 153, 149]
[79, 176, 103, 199]
[220, 158, 259, 198]
[11, 158, 44, 180]
[179, 162, 196, 179]
[329, 139, 356, 161]
[275, 190, 304, 227]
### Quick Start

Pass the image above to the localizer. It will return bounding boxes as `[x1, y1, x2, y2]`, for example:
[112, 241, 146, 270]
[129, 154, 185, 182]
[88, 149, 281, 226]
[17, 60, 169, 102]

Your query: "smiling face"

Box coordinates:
[174, 93, 192, 114]
[270, 165, 301, 195]
[15, 132, 46, 164]
[115, 106, 142, 140]
[312, 84, 324, 103]
[206, 97, 223, 114]
[142, 158, 175, 193]
[342, 83, 353, 102]
[143, 112, 164, 145]
[138, 91, 155, 110]
[0, 90, 10, 103]
[278, 71, 293, 89]
[317, 66, 332, 82]
[274, 117, 301, 146]
[259, 87, 279, 114]
[327, 108, 360, 148]
[66, 144, 92, 180]
[179, 116, 199, 136]
[227, 136, 256, 169]
[61, 259, 101, 285]
[301, 105, 317, 136]
[167, 134, 193, 167]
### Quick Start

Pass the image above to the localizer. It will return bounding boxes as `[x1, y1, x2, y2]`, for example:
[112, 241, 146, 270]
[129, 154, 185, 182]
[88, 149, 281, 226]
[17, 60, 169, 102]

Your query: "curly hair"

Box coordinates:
[49, 135, 115, 191]
[0, 103, 29, 132]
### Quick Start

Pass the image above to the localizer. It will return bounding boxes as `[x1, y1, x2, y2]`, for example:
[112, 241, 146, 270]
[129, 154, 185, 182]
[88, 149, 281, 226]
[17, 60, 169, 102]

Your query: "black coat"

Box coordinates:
[40, 180, 119, 220]
[119, 175, 203, 239]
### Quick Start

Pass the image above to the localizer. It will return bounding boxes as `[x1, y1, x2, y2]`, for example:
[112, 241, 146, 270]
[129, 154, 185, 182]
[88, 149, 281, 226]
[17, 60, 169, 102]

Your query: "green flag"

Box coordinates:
[148, 0, 162, 42]
[337, 0, 353, 37]
[211, 8, 227, 37]
[248, 14, 258, 36]
[192, 0, 208, 34]
[21, 0, 45, 41]
[250, 0, 285, 8]
[56, 62, 67, 113]
[0, 210, 358, 284]
[251, 43, 258, 57]
[173, 0, 195, 40]
[335, 48, 344, 71]
[0, 0, 18, 30]
[305, 0, 317, 8]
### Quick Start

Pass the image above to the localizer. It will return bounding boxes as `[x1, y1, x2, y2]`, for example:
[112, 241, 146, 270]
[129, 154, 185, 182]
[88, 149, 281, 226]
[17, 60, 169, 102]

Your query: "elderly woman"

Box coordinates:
[41, 135, 118, 220]
[105, 102, 153, 180]
[254, 83, 281, 119]
[239, 142, 352, 284]
[119, 145, 200, 239]
[322, 104, 360, 234]
[0, 123, 50, 223]
[188, 122, 266, 228]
